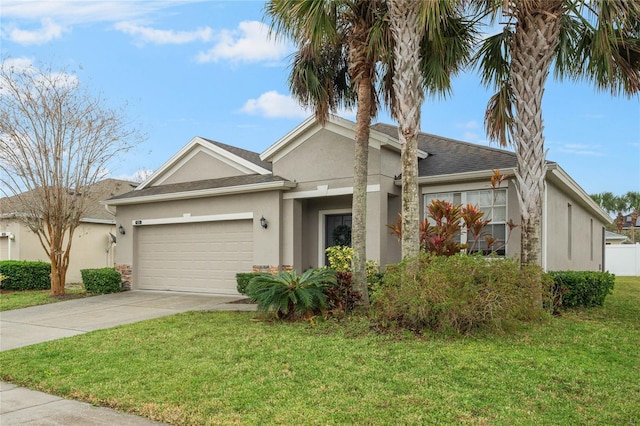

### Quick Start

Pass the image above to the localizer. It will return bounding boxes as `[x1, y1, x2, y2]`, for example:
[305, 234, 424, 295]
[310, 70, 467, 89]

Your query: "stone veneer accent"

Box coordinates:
[115, 264, 132, 291]
[252, 265, 293, 274]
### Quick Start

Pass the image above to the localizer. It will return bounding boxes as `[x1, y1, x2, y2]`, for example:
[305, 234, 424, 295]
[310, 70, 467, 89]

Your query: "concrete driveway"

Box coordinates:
[0, 290, 254, 425]
[0, 290, 253, 351]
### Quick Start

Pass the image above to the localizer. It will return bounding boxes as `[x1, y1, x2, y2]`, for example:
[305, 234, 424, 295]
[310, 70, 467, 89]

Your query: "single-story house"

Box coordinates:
[0, 179, 137, 283]
[605, 230, 630, 245]
[105, 116, 612, 295]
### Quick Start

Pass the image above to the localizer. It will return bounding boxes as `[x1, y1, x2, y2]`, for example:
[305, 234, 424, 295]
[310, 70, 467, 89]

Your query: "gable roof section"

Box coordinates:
[371, 123, 518, 177]
[261, 115, 428, 162]
[105, 174, 296, 206]
[137, 136, 271, 190]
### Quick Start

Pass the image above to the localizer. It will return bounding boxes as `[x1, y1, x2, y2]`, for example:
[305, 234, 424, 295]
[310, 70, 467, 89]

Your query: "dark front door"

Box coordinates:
[324, 214, 352, 265]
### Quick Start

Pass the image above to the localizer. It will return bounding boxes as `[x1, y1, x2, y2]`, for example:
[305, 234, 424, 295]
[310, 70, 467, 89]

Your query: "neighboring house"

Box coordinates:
[0, 179, 137, 283]
[605, 231, 630, 245]
[106, 116, 611, 295]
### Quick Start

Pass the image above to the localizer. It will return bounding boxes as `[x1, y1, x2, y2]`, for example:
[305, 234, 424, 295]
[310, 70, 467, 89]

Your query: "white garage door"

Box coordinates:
[136, 220, 253, 294]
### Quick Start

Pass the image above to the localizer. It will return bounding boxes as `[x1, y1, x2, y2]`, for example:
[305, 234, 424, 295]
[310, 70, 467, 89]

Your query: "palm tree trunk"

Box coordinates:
[388, 0, 425, 260]
[351, 78, 372, 307]
[510, 6, 562, 269]
[349, 21, 374, 307]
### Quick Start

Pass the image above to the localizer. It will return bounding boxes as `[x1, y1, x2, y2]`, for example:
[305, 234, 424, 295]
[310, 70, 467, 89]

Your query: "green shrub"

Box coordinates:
[326, 272, 362, 314]
[81, 268, 121, 294]
[0, 261, 50, 290]
[372, 253, 550, 335]
[246, 268, 336, 319]
[236, 272, 261, 295]
[549, 271, 615, 309]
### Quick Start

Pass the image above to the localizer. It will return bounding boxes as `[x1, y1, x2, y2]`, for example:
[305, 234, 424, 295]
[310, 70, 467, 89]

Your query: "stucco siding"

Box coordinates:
[272, 128, 382, 183]
[160, 150, 248, 185]
[114, 191, 282, 277]
[0, 219, 116, 283]
[545, 182, 604, 271]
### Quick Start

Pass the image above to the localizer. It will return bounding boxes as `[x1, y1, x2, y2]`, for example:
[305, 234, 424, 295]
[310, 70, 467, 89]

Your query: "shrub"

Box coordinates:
[326, 272, 362, 314]
[236, 272, 261, 295]
[371, 253, 550, 335]
[0, 260, 50, 290]
[81, 268, 121, 294]
[246, 268, 336, 320]
[325, 245, 380, 279]
[549, 271, 615, 309]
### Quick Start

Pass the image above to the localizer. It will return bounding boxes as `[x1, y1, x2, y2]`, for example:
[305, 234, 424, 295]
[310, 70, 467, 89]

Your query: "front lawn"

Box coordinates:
[0, 287, 90, 311]
[1, 277, 638, 425]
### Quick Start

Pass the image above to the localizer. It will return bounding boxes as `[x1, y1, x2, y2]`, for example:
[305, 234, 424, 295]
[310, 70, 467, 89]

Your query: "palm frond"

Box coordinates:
[484, 83, 515, 147]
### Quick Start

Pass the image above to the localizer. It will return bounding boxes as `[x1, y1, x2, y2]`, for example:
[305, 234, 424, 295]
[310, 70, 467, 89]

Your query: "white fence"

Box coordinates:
[605, 244, 640, 276]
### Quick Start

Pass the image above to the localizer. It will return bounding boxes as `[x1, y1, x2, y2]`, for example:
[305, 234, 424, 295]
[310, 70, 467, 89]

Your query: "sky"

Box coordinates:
[1, 0, 639, 197]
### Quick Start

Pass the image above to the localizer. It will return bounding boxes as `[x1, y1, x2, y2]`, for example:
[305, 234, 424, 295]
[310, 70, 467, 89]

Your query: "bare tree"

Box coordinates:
[0, 59, 143, 295]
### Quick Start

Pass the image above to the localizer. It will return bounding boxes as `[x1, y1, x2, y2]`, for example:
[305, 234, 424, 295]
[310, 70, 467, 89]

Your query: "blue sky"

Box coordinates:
[1, 0, 638, 197]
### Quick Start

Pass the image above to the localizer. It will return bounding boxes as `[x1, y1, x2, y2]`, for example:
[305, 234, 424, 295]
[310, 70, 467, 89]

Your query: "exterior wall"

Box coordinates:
[160, 150, 245, 185]
[300, 195, 352, 269]
[272, 128, 382, 183]
[544, 181, 604, 271]
[0, 218, 116, 283]
[114, 191, 283, 288]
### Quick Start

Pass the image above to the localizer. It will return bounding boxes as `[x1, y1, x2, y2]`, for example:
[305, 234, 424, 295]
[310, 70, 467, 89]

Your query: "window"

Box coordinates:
[424, 189, 507, 256]
[590, 218, 594, 261]
[568, 203, 572, 260]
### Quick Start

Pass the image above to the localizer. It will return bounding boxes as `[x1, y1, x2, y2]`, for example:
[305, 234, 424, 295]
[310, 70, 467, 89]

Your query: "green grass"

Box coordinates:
[0, 287, 90, 311]
[1, 277, 638, 425]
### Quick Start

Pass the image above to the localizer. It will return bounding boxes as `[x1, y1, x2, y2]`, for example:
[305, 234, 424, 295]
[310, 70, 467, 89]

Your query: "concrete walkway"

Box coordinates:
[0, 290, 255, 425]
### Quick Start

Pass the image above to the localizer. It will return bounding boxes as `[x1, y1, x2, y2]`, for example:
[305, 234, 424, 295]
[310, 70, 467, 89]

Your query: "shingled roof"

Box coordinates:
[108, 174, 290, 201]
[371, 123, 518, 176]
[200, 137, 272, 172]
[0, 178, 137, 221]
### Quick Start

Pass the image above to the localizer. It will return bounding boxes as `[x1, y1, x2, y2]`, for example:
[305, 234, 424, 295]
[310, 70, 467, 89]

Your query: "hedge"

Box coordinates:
[549, 270, 615, 309]
[81, 268, 122, 294]
[0, 260, 51, 290]
[236, 272, 261, 295]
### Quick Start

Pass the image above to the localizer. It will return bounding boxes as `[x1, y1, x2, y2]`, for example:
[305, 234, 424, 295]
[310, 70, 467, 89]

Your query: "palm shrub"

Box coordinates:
[246, 268, 336, 320]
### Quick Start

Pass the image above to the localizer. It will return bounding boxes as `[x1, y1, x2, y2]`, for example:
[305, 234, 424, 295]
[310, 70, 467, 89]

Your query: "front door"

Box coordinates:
[324, 214, 352, 265]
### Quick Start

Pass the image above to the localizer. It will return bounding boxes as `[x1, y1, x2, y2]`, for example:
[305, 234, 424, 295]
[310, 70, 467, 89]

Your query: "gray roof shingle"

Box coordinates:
[372, 123, 519, 176]
[200, 137, 273, 172]
[107, 174, 289, 201]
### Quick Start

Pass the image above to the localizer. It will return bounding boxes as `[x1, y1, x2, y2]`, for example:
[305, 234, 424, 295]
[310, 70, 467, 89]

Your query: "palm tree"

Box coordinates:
[266, 0, 476, 301]
[625, 191, 639, 242]
[387, 0, 475, 258]
[594, 191, 630, 234]
[473, 0, 640, 267]
[266, 0, 390, 307]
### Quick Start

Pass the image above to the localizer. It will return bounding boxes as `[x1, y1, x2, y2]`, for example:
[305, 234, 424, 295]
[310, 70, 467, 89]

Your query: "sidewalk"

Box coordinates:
[1, 382, 167, 425]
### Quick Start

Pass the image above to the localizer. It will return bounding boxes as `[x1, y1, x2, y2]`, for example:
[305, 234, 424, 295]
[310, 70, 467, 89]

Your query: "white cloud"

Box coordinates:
[239, 91, 310, 119]
[1, 57, 36, 73]
[197, 21, 290, 64]
[557, 143, 604, 157]
[3, 18, 67, 45]
[457, 120, 479, 130]
[113, 168, 154, 183]
[0, 1, 199, 25]
[115, 21, 213, 45]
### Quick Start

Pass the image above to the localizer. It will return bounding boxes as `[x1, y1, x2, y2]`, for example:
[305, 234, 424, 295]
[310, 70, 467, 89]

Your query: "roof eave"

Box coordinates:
[103, 180, 297, 206]
[402, 168, 517, 186]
